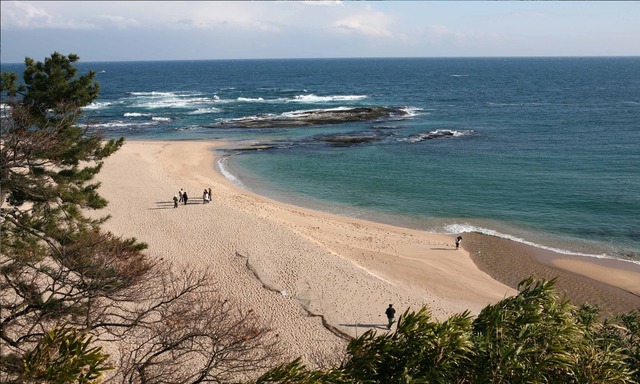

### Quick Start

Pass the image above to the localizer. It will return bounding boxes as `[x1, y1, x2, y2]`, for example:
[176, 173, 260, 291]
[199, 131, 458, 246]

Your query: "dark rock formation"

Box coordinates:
[211, 107, 407, 129]
[317, 135, 383, 146]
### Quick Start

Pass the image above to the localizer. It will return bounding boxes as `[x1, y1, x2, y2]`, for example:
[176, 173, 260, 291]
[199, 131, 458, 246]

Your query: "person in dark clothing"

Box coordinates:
[455, 236, 462, 250]
[183, 191, 188, 205]
[385, 304, 396, 330]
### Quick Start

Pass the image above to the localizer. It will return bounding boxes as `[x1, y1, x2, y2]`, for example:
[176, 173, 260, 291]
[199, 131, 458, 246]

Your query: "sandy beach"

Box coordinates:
[95, 140, 640, 363]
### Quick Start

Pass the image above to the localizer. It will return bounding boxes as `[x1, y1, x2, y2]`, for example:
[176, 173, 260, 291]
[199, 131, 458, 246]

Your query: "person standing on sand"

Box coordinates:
[179, 188, 184, 203]
[455, 236, 462, 250]
[208, 188, 212, 202]
[173, 195, 179, 208]
[183, 191, 188, 205]
[385, 304, 396, 330]
[203, 189, 208, 204]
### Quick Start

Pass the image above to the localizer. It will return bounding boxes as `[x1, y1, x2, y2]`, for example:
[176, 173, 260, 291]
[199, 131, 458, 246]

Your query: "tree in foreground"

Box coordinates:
[255, 278, 640, 384]
[1, 53, 280, 383]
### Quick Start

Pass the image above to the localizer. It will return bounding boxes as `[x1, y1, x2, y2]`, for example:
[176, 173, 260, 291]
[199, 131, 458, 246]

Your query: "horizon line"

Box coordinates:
[3, 55, 640, 65]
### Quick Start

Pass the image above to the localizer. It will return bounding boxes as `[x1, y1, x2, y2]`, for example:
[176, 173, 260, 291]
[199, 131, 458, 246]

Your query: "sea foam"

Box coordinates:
[218, 156, 244, 187]
[442, 223, 640, 265]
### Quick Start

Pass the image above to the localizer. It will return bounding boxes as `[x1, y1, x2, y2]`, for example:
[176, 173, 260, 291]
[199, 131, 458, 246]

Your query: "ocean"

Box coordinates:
[4, 57, 639, 262]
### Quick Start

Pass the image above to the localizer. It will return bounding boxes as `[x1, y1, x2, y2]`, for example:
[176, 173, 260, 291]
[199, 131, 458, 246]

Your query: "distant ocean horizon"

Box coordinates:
[4, 57, 639, 264]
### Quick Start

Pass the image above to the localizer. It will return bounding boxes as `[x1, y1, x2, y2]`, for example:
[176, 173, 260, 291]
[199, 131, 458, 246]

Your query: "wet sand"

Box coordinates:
[464, 232, 640, 317]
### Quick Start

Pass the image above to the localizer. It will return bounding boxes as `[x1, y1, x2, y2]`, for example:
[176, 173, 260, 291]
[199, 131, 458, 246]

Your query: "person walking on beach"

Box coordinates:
[178, 188, 184, 203]
[203, 189, 208, 204]
[385, 304, 396, 330]
[183, 191, 188, 205]
[208, 188, 212, 202]
[173, 194, 179, 208]
[455, 236, 462, 250]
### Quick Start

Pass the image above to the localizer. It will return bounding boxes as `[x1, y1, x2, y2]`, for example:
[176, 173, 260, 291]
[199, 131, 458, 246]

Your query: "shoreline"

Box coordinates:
[96, 139, 638, 363]
[218, 142, 640, 315]
[219, 144, 640, 268]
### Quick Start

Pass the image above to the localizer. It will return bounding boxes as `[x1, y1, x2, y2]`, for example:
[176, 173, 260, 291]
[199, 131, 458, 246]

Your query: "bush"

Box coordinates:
[255, 277, 639, 384]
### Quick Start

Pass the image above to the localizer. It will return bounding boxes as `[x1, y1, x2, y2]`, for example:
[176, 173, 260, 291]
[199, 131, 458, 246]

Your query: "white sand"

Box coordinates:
[95, 140, 516, 362]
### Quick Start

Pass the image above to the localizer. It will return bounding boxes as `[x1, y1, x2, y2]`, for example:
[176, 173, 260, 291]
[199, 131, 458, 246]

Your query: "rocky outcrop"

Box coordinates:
[212, 107, 407, 129]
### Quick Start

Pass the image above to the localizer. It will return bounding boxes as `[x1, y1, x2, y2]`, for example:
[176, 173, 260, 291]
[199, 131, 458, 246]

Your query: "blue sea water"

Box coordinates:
[4, 57, 639, 262]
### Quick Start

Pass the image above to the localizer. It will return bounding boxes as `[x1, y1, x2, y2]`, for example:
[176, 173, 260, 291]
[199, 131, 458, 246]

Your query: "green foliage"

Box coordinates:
[254, 277, 639, 384]
[2, 52, 279, 383]
[471, 277, 581, 382]
[343, 308, 474, 383]
[21, 327, 112, 383]
[2, 52, 99, 126]
[254, 358, 348, 384]
[1, 52, 147, 381]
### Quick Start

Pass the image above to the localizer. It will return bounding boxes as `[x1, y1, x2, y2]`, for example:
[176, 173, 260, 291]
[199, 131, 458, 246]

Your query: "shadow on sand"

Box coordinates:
[150, 201, 199, 210]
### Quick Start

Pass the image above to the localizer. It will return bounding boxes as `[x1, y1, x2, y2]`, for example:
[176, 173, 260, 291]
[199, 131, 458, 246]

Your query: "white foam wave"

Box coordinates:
[237, 97, 265, 102]
[189, 107, 222, 115]
[124, 112, 151, 117]
[91, 121, 158, 129]
[442, 223, 640, 264]
[227, 106, 366, 123]
[211, 96, 235, 104]
[281, 106, 352, 118]
[217, 157, 244, 187]
[83, 101, 112, 110]
[400, 106, 423, 117]
[125, 91, 217, 109]
[152, 117, 172, 122]
[290, 94, 367, 102]
[401, 129, 474, 143]
[129, 91, 184, 97]
[132, 96, 213, 109]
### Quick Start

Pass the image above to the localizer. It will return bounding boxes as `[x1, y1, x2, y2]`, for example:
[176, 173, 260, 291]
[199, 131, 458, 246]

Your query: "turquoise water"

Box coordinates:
[4, 57, 638, 261]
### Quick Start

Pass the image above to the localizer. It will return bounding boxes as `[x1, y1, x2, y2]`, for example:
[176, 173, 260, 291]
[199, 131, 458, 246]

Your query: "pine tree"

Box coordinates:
[1, 53, 280, 383]
[0, 52, 148, 380]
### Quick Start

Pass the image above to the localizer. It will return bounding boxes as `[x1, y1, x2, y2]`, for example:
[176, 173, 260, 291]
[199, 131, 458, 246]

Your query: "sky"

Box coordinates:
[1, 1, 639, 63]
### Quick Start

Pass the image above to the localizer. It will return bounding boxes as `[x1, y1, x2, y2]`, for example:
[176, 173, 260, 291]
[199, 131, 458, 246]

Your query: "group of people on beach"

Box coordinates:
[173, 187, 212, 208]
[202, 188, 212, 204]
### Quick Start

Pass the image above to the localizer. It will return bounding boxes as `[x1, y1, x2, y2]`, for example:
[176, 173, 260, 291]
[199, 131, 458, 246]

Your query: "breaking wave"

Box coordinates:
[290, 94, 367, 102]
[442, 223, 640, 265]
[401, 129, 475, 142]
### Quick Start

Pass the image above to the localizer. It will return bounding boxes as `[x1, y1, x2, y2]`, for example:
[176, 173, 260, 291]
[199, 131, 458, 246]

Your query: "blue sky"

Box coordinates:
[2, 1, 639, 63]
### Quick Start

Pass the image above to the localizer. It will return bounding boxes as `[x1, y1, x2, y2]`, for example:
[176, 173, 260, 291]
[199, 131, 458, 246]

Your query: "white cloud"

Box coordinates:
[301, 0, 343, 7]
[333, 7, 394, 38]
[429, 24, 466, 42]
[1, 1, 53, 28]
[2, 1, 638, 61]
[0, 1, 93, 29]
[95, 15, 141, 29]
[170, 4, 282, 32]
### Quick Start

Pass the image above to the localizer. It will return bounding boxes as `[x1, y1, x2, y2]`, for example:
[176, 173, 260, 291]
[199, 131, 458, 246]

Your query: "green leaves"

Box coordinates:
[343, 307, 474, 383]
[1, 53, 148, 381]
[20, 52, 99, 124]
[22, 327, 112, 383]
[254, 278, 639, 384]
